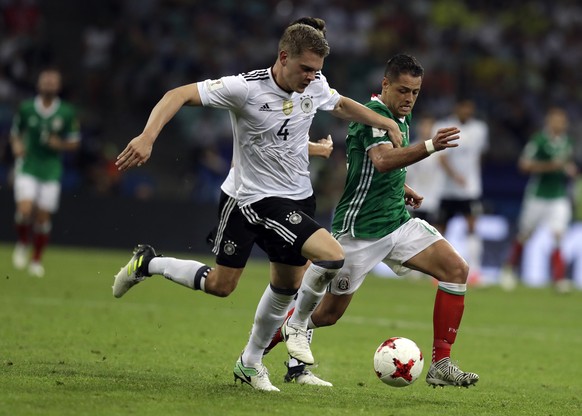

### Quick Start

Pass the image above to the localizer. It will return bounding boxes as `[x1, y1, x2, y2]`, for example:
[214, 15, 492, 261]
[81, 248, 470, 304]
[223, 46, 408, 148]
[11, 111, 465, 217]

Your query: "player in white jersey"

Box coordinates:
[112, 21, 403, 391]
[405, 114, 443, 224]
[433, 99, 489, 283]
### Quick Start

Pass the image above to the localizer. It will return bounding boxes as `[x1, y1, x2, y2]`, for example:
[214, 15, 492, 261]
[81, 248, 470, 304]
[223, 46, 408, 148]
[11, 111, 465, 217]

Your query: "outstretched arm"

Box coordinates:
[519, 157, 577, 177]
[116, 83, 202, 171]
[369, 126, 460, 173]
[331, 96, 403, 148]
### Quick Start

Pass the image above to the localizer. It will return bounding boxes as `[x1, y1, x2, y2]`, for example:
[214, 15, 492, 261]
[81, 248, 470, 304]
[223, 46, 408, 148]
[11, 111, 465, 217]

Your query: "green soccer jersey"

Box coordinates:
[522, 131, 573, 199]
[11, 96, 80, 181]
[332, 96, 411, 239]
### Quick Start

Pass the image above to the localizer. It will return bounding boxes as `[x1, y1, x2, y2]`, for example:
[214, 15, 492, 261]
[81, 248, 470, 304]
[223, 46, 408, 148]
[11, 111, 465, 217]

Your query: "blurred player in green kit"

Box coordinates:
[10, 68, 80, 277]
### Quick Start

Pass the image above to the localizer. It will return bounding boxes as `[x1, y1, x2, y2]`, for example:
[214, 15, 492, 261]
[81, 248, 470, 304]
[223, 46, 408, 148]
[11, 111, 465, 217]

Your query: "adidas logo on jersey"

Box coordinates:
[259, 103, 271, 112]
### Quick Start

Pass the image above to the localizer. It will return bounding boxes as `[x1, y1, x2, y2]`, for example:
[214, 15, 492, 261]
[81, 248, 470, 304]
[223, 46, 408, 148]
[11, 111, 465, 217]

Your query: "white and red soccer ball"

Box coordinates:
[373, 337, 424, 387]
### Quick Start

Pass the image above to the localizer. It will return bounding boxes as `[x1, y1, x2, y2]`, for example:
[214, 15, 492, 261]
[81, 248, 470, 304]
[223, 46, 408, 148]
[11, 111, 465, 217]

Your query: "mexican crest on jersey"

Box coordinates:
[52, 117, 63, 131]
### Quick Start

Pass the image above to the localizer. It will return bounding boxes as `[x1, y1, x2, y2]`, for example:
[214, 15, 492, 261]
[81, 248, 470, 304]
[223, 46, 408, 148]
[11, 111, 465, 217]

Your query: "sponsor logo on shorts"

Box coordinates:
[223, 240, 237, 255]
[336, 276, 350, 292]
[286, 211, 302, 225]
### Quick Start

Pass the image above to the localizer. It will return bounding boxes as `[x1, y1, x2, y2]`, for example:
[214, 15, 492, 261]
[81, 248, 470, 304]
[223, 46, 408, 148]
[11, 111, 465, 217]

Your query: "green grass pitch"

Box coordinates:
[1, 243, 581, 415]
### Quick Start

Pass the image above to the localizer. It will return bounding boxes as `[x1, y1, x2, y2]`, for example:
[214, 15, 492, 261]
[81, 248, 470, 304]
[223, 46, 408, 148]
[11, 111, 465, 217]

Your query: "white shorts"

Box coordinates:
[14, 172, 61, 213]
[518, 196, 571, 237]
[329, 218, 443, 295]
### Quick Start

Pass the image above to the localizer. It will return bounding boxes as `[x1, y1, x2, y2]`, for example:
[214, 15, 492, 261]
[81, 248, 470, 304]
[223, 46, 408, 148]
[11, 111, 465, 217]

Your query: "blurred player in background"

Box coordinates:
[405, 114, 442, 224]
[113, 20, 403, 391]
[10, 68, 81, 277]
[433, 98, 488, 284]
[499, 107, 577, 292]
[278, 54, 479, 388]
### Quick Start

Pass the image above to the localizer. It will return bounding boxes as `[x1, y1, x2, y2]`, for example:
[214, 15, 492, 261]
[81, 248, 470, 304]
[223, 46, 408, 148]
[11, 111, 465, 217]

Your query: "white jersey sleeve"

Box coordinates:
[220, 166, 236, 198]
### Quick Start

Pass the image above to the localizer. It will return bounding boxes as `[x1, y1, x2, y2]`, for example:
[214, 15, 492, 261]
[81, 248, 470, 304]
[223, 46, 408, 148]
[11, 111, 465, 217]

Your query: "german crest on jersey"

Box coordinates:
[282, 99, 293, 115]
[300, 96, 313, 113]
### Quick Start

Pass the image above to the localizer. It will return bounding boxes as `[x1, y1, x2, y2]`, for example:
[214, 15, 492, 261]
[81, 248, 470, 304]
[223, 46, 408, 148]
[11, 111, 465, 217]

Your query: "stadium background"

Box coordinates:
[1, 0, 582, 286]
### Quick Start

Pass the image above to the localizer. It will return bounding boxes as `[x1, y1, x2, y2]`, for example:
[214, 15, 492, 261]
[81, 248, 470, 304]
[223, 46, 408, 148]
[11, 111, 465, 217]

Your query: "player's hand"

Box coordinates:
[317, 134, 334, 158]
[404, 187, 423, 209]
[116, 134, 154, 171]
[386, 119, 403, 148]
[431, 126, 460, 152]
[564, 161, 578, 178]
[10, 139, 25, 158]
[46, 135, 63, 150]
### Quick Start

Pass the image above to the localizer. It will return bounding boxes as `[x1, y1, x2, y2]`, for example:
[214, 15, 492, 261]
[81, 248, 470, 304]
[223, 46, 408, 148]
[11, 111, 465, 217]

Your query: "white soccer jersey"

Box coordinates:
[198, 68, 340, 206]
[221, 166, 236, 198]
[433, 116, 488, 199]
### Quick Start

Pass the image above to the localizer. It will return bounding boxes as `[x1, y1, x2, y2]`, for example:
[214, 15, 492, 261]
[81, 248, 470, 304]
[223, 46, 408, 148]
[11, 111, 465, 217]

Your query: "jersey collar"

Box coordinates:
[370, 94, 405, 123]
[34, 96, 61, 118]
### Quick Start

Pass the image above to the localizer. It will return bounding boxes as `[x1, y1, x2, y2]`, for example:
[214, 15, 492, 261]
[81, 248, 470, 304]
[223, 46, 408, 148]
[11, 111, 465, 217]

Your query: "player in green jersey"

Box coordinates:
[279, 54, 479, 387]
[499, 107, 577, 292]
[10, 68, 81, 277]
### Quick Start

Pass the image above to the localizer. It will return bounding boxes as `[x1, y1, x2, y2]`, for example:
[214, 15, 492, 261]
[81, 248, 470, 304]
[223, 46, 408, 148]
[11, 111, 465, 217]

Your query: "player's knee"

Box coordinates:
[443, 256, 469, 284]
[205, 270, 240, 297]
[309, 236, 344, 263]
[211, 284, 237, 297]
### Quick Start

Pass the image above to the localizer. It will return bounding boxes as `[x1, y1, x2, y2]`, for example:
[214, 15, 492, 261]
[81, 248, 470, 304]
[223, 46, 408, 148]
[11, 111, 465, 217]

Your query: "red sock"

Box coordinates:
[32, 232, 50, 262]
[551, 248, 565, 282]
[432, 288, 465, 363]
[15, 223, 31, 245]
[507, 240, 523, 268]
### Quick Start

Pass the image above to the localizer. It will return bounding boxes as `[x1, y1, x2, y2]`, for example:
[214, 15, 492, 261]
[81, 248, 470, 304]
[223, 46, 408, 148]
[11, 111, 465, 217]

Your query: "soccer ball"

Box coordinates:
[373, 337, 424, 387]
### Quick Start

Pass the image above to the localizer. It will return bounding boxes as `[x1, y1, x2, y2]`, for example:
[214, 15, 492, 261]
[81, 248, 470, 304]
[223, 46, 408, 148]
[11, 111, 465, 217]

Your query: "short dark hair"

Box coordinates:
[384, 54, 424, 81]
[289, 17, 327, 38]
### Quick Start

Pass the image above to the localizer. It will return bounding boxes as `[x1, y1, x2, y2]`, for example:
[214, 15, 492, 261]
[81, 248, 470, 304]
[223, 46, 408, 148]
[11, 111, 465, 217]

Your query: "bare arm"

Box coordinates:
[519, 158, 577, 177]
[369, 126, 460, 173]
[308, 135, 333, 159]
[9, 134, 25, 158]
[116, 82, 202, 171]
[47, 135, 80, 152]
[331, 96, 403, 147]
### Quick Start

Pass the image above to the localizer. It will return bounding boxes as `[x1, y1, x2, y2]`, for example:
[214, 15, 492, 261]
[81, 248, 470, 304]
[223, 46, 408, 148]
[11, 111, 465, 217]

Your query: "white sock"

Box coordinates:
[288, 262, 340, 328]
[307, 317, 317, 330]
[242, 284, 295, 365]
[288, 357, 300, 367]
[148, 257, 210, 290]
